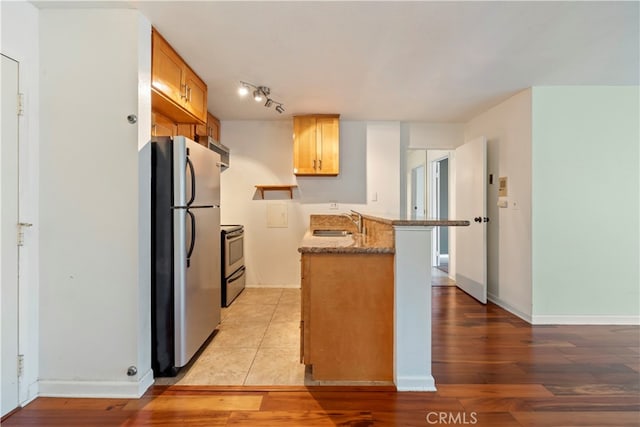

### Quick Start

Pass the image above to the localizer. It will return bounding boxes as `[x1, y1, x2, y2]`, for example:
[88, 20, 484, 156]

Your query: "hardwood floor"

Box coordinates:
[3, 287, 638, 426]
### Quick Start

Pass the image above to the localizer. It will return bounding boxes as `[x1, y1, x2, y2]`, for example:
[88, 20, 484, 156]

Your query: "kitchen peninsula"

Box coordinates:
[298, 213, 469, 390]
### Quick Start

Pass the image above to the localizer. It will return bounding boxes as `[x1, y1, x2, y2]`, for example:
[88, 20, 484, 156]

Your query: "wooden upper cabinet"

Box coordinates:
[182, 67, 207, 122]
[151, 32, 183, 105]
[151, 28, 207, 124]
[293, 114, 340, 176]
[195, 112, 221, 145]
[152, 111, 178, 137]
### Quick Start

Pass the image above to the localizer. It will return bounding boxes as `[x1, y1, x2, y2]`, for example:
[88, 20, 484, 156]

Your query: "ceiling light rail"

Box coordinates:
[238, 81, 285, 114]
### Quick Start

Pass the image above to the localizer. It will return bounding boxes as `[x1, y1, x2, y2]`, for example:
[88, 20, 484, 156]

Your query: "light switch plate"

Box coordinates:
[498, 177, 508, 197]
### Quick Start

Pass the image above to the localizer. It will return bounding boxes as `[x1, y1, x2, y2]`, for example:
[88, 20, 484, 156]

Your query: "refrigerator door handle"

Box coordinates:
[186, 156, 196, 207]
[186, 209, 196, 268]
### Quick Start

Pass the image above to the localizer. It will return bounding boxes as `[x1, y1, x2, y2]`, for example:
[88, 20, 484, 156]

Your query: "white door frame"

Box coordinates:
[1, 53, 21, 417]
[428, 152, 450, 267]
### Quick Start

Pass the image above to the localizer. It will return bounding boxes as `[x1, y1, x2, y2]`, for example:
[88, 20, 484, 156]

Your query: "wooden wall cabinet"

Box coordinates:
[151, 111, 178, 137]
[151, 28, 207, 124]
[300, 253, 393, 381]
[293, 114, 339, 176]
[195, 112, 221, 144]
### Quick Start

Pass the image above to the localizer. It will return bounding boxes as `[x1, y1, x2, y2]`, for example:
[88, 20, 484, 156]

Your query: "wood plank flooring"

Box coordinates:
[3, 287, 638, 426]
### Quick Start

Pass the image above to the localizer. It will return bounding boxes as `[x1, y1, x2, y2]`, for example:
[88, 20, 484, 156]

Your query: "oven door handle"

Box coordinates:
[225, 230, 244, 239]
[228, 267, 245, 283]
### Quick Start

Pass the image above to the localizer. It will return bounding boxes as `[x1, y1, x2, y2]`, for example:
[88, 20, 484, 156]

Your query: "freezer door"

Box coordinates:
[173, 136, 221, 208]
[174, 205, 221, 367]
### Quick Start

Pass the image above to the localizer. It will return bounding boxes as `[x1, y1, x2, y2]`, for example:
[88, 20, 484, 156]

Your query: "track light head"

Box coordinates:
[238, 83, 249, 96]
[238, 81, 284, 114]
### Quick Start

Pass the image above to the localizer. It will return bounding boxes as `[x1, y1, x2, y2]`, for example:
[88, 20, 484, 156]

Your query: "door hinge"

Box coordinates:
[17, 222, 33, 246]
[17, 354, 24, 377]
[17, 93, 25, 116]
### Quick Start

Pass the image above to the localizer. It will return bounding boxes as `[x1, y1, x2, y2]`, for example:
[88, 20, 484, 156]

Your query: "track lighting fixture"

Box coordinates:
[238, 81, 285, 114]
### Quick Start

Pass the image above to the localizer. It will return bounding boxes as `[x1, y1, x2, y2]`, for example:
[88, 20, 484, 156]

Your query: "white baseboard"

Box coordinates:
[531, 315, 640, 325]
[395, 375, 436, 392]
[19, 381, 39, 408]
[487, 292, 532, 323]
[39, 368, 154, 398]
[487, 293, 640, 325]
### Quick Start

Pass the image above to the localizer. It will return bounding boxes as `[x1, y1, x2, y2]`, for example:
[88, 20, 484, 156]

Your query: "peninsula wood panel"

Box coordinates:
[302, 253, 393, 381]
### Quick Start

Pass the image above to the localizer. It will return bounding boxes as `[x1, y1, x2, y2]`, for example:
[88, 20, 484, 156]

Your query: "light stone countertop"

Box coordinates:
[298, 213, 469, 254]
[298, 231, 395, 254]
[359, 212, 470, 227]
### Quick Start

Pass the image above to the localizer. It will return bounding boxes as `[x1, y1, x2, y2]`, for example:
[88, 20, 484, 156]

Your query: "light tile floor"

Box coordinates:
[158, 269, 450, 386]
[157, 287, 305, 386]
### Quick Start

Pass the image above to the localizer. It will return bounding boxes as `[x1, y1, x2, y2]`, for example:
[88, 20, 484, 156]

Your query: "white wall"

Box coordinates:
[220, 120, 305, 287]
[366, 122, 401, 217]
[465, 89, 533, 321]
[407, 123, 465, 150]
[220, 120, 401, 287]
[1, 0, 41, 405]
[38, 9, 152, 397]
[531, 86, 639, 323]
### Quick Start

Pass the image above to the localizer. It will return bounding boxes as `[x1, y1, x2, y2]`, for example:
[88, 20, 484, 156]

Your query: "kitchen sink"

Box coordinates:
[312, 229, 353, 237]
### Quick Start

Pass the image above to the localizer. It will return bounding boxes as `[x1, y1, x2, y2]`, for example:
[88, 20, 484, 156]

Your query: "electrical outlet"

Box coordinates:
[329, 202, 338, 210]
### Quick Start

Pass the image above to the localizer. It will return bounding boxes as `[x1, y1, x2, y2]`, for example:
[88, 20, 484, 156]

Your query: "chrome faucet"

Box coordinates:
[342, 210, 363, 234]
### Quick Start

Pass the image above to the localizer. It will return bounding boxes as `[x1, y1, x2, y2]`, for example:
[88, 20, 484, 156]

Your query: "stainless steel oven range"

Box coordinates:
[220, 225, 245, 306]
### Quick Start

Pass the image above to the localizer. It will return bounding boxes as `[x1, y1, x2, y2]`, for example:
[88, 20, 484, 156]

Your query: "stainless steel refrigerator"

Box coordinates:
[151, 136, 221, 376]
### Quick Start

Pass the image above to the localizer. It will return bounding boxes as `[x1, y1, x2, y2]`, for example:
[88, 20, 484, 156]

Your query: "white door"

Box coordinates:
[411, 165, 425, 218]
[455, 137, 487, 303]
[1, 54, 21, 417]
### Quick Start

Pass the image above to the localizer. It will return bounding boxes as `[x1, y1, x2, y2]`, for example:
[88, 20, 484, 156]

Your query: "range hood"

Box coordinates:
[208, 137, 230, 170]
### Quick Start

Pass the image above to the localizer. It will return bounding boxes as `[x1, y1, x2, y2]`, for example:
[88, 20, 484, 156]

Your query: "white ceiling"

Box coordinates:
[38, 1, 640, 122]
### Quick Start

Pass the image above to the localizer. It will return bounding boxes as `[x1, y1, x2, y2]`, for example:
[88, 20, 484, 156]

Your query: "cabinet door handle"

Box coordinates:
[318, 159, 322, 170]
[187, 85, 192, 102]
[313, 159, 316, 170]
[180, 84, 187, 100]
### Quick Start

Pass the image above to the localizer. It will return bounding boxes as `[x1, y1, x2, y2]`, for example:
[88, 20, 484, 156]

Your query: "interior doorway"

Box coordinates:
[431, 156, 449, 272]
[404, 148, 455, 280]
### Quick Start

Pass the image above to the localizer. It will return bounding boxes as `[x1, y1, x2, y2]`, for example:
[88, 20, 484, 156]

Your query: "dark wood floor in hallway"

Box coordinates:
[3, 287, 639, 426]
